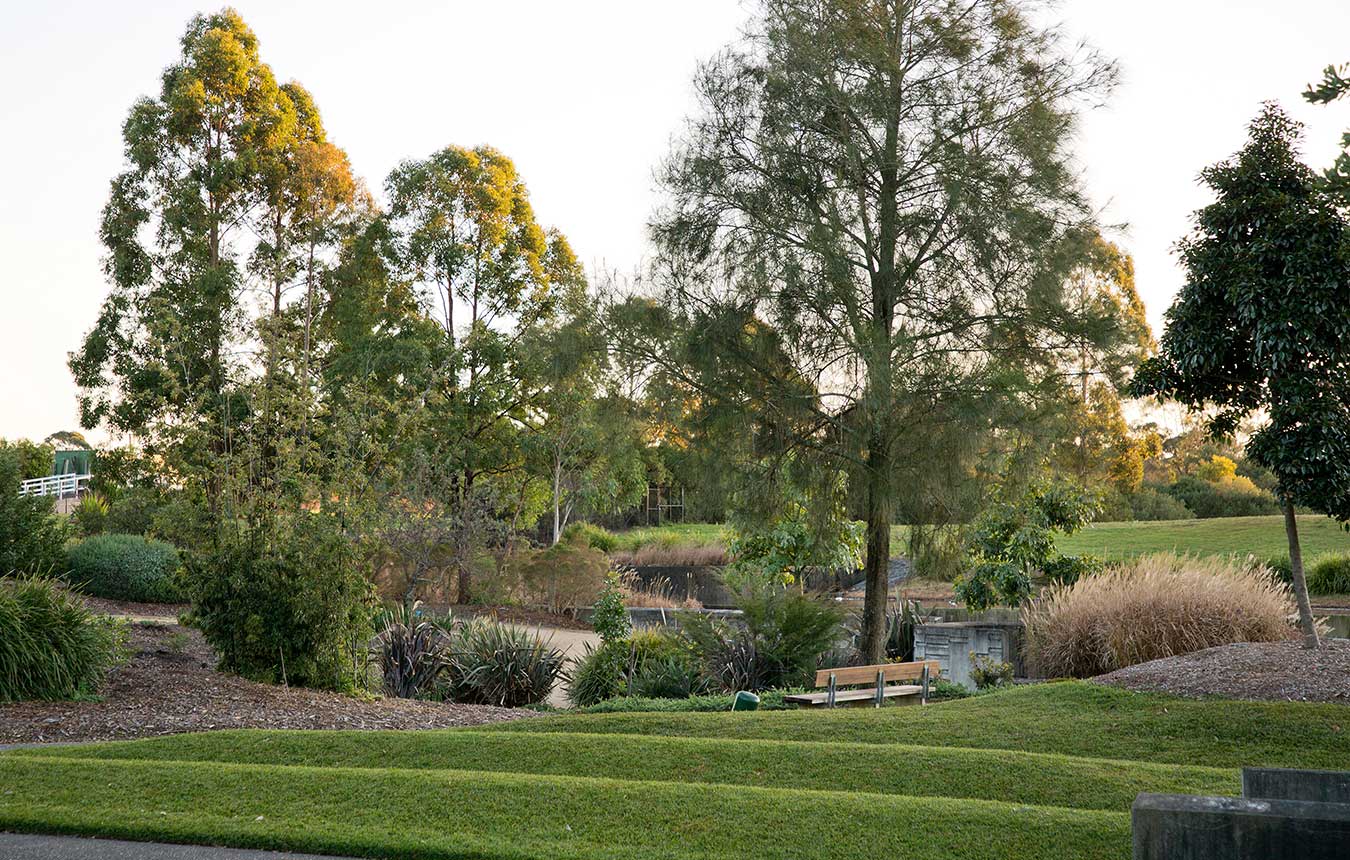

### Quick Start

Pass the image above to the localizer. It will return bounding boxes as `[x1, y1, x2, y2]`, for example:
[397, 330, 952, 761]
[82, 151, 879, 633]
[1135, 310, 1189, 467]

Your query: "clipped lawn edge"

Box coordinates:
[24, 728, 1238, 812]
[0, 754, 1128, 860]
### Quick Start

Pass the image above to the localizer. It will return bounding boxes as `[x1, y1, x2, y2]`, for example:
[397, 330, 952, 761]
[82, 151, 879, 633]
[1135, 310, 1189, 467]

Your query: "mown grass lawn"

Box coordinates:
[3, 682, 1347, 859]
[1057, 515, 1350, 561]
[613, 515, 1350, 563]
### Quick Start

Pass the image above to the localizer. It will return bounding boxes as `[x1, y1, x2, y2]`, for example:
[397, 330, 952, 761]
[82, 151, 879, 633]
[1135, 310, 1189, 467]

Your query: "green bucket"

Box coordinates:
[731, 691, 760, 711]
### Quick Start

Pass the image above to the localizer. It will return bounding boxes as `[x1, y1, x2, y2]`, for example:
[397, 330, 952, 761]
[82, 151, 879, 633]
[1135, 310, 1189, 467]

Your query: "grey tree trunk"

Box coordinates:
[1282, 497, 1322, 649]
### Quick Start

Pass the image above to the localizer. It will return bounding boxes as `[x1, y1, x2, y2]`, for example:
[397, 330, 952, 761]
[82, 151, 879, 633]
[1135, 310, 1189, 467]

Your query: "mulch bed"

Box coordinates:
[1094, 639, 1350, 705]
[0, 623, 538, 745]
[78, 595, 188, 620]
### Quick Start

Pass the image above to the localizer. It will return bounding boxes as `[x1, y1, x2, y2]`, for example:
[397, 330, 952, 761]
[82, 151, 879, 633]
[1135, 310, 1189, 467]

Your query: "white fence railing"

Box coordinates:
[19, 473, 92, 498]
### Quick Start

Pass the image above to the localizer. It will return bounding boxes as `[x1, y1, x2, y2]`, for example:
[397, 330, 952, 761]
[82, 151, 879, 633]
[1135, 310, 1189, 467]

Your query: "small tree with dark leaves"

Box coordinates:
[1132, 104, 1350, 648]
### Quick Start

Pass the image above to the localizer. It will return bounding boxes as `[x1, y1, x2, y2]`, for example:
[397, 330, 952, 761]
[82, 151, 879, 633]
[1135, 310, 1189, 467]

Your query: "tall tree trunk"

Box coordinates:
[552, 455, 563, 545]
[861, 432, 893, 664]
[455, 470, 475, 605]
[1282, 497, 1322, 649]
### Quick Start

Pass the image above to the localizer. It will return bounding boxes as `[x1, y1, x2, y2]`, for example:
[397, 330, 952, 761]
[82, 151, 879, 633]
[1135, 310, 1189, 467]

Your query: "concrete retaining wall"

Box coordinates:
[1132, 792, 1350, 860]
[1243, 768, 1350, 805]
[914, 621, 1024, 687]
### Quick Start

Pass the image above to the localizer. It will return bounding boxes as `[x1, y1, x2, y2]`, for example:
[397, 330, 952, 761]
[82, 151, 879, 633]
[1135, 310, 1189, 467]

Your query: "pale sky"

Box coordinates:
[2, 0, 1349, 444]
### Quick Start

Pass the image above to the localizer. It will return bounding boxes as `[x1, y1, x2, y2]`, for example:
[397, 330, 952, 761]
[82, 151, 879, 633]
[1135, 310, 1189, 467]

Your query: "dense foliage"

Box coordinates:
[187, 517, 374, 691]
[1306, 554, 1350, 596]
[680, 586, 845, 693]
[955, 481, 1102, 610]
[589, 570, 631, 643]
[0, 574, 125, 702]
[371, 602, 452, 699]
[441, 617, 565, 707]
[567, 630, 697, 707]
[66, 534, 183, 604]
[0, 452, 68, 574]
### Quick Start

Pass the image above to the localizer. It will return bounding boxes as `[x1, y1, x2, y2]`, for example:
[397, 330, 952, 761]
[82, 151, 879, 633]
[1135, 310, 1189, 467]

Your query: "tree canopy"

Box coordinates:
[1132, 103, 1350, 647]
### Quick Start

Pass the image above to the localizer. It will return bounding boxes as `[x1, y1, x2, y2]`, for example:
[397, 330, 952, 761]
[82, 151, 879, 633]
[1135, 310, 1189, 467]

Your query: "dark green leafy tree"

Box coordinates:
[1305, 63, 1350, 197]
[635, 0, 1117, 660]
[1131, 104, 1350, 648]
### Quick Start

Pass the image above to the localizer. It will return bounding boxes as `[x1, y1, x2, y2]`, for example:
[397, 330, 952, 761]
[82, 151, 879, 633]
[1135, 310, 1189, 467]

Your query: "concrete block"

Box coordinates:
[914, 621, 1024, 687]
[1132, 792, 1350, 860]
[1243, 768, 1350, 805]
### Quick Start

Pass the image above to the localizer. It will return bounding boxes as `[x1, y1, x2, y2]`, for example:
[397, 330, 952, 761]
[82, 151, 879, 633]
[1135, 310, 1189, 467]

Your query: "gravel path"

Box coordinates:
[0, 623, 538, 744]
[1094, 639, 1350, 704]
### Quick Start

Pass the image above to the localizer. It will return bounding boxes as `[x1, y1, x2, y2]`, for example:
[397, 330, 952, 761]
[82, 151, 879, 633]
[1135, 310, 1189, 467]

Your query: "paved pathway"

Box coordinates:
[0, 833, 357, 859]
[507, 624, 600, 708]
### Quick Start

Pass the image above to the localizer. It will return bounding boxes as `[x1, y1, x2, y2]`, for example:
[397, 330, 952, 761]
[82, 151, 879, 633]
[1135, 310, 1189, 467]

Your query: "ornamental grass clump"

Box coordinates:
[0, 574, 125, 701]
[1022, 553, 1296, 679]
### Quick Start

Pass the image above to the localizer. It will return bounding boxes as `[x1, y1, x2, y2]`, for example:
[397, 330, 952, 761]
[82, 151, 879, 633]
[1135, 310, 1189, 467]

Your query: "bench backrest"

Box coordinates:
[813, 661, 940, 689]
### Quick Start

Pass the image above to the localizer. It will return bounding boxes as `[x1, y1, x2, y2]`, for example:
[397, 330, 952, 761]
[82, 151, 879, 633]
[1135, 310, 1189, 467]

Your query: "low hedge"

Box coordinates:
[66, 534, 183, 603]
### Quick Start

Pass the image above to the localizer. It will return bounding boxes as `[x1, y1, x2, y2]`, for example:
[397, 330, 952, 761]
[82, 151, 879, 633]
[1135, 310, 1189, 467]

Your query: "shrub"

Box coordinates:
[66, 534, 182, 603]
[567, 640, 626, 706]
[0, 574, 125, 701]
[519, 536, 608, 614]
[187, 515, 374, 691]
[0, 452, 69, 574]
[443, 617, 565, 707]
[590, 569, 631, 642]
[1166, 475, 1279, 518]
[1307, 554, 1350, 596]
[71, 494, 109, 537]
[566, 629, 692, 706]
[1023, 554, 1296, 679]
[929, 679, 973, 701]
[104, 487, 163, 537]
[681, 586, 845, 692]
[1127, 487, 1196, 522]
[371, 602, 453, 698]
[969, 654, 1014, 690]
[954, 479, 1101, 610]
[564, 522, 618, 553]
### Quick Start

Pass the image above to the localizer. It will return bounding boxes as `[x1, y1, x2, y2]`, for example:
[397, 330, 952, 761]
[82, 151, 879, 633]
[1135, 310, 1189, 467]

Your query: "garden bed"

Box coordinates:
[0, 623, 537, 744]
[77, 594, 187, 620]
[1093, 639, 1350, 704]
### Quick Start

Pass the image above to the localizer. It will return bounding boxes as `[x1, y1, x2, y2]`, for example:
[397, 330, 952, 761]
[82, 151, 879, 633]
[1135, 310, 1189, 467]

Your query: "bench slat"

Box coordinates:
[784, 685, 923, 706]
[813, 661, 939, 688]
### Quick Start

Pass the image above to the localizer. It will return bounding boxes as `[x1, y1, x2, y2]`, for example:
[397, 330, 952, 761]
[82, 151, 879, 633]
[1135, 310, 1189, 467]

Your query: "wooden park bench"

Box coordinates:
[782, 660, 940, 708]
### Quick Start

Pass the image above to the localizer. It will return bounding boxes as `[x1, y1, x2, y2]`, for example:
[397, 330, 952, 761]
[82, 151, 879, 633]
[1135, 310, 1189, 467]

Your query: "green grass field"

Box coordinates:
[1057, 515, 1350, 561]
[3, 682, 1347, 859]
[613, 515, 1350, 562]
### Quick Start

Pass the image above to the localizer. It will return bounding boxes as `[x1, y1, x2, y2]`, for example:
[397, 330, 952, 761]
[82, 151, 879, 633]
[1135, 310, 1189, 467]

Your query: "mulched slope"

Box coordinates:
[1094, 639, 1350, 705]
[0, 623, 537, 744]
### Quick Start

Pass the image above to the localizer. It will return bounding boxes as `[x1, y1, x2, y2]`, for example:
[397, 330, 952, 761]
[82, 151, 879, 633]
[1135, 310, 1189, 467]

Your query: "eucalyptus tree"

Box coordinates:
[642, 0, 1117, 659]
[1132, 104, 1350, 648]
[386, 145, 585, 601]
[69, 10, 294, 510]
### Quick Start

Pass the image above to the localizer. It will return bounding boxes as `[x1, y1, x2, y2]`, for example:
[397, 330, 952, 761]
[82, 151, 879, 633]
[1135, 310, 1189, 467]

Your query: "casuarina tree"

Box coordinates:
[637, 0, 1117, 660]
[1132, 104, 1350, 648]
